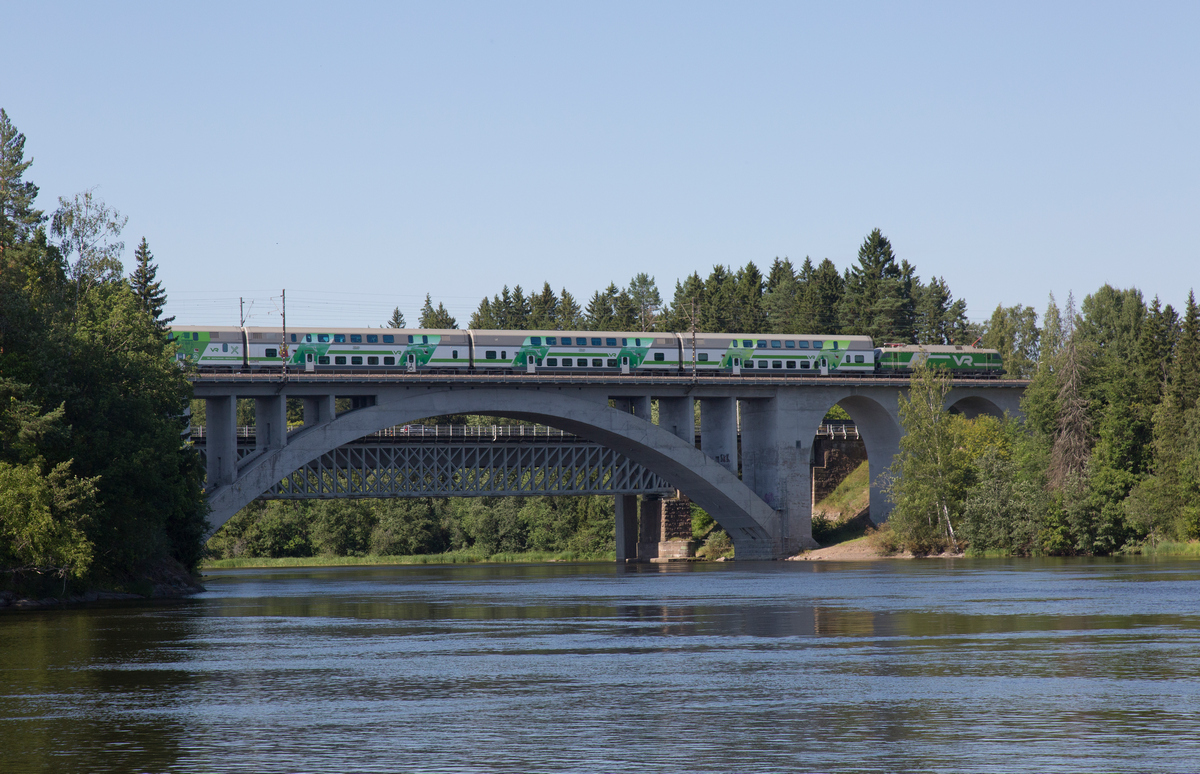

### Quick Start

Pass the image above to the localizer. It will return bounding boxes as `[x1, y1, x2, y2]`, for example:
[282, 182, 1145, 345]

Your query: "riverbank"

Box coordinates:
[202, 549, 616, 570]
[0, 559, 205, 610]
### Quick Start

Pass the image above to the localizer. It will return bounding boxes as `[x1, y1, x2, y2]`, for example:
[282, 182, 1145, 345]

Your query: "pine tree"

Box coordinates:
[529, 282, 559, 329]
[613, 288, 638, 330]
[128, 237, 173, 330]
[731, 261, 766, 332]
[700, 265, 735, 333]
[803, 258, 843, 334]
[762, 258, 799, 333]
[626, 273, 662, 330]
[386, 306, 406, 328]
[469, 296, 498, 329]
[1050, 330, 1092, 491]
[418, 294, 458, 329]
[660, 273, 704, 333]
[585, 286, 617, 330]
[0, 109, 45, 249]
[557, 289, 582, 330]
[1169, 290, 1200, 411]
[839, 228, 909, 339]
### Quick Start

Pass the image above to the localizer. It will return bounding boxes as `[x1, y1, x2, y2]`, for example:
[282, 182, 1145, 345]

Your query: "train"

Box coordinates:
[171, 326, 1004, 377]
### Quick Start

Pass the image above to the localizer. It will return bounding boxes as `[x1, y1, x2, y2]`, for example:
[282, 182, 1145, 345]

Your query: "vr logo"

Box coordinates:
[953, 355, 974, 366]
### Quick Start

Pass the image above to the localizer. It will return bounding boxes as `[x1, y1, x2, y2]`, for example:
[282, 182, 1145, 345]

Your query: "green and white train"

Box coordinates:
[171, 326, 1003, 377]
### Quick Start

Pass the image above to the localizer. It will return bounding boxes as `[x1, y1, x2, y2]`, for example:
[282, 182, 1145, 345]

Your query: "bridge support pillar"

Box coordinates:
[205, 395, 237, 488]
[657, 397, 695, 445]
[255, 396, 288, 452]
[700, 397, 737, 473]
[629, 396, 651, 421]
[303, 395, 337, 426]
[614, 494, 639, 562]
[839, 395, 903, 526]
[739, 393, 824, 554]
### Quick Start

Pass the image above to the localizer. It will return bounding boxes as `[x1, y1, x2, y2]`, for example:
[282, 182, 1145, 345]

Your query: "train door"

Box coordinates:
[732, 356, 741, 376]
[620, 356, 630, 375]
[406, 353, 416, 373]
[305, 352, 314, 373]
[820, 357, 829, 376]
[527, 357, 537, 374]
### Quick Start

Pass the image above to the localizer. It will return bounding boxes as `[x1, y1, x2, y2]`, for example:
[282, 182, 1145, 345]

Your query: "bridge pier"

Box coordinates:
[302, 395, 336, 426]
[205, 395, 237, 487]
[254, 396, 288, 452]
[700, 397, 737, 473]
[615, 493, 639, 562]
[657, 397, 695, 444]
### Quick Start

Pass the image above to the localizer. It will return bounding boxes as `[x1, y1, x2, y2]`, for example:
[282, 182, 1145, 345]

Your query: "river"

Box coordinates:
[2, 558, 1199, 773]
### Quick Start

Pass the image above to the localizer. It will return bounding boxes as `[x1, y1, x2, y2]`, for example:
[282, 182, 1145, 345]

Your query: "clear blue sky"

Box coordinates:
[6, 1, 1198, 328]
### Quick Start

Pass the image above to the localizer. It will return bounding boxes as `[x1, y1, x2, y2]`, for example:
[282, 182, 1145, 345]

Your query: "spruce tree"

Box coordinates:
[585, 287, 616, 330]
[418, 294, 458, 329]
[529, 282, 559, 329]
[386, 306, 406, 328]
[804, 258, 844, 335]
[0, 109, 45, 249]
[557, 289, 583, 330]
[1169, 290, 1200, 411]
[732, 261, 766, 332]
[129, 237, 173, 329]
[839, 228, 908, 339]
[626, 273, 662, 330]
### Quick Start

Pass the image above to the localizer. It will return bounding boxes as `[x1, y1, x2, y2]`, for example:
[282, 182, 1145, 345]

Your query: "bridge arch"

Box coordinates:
[831, 393, 903, 526]
[206, 387, 787, 560]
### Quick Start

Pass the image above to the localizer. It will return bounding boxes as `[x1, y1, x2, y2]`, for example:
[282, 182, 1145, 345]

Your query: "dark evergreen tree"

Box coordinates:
[838, 229, 914, 341]
[661, 272, 704, 333]
[801, 258, 843, 334]
[700, 265, 736, 333]
[585, 285, 617, 330]
[0, 109, 45, 249]
[468, 296, 498, 329]
[418, 293, 458, 329]
[762, 258, 799, 333]
[626, 273, 662, 330]
[529, 282, 559, 329]
[129, 237, 173, 330]
[386, 306, 406, 328]
[731, 261, 766, 332]
[558, 288, 583, 330]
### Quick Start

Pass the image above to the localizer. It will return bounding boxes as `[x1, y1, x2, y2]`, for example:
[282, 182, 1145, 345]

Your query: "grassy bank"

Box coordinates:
[1130, 540, 1200, 557]
[202, 549, 616, 570]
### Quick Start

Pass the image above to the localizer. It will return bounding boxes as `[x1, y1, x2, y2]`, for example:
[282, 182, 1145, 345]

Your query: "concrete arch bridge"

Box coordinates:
[192, 373, 1024, 561]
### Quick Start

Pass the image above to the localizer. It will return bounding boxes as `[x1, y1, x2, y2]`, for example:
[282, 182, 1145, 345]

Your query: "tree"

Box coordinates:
[886, 364, 969, 554]
[913, 277, 967, 344]
[0, 109, 45, 249]
[1049, 330, 1092, 491]
[626, 273, 662, 330]
[762, 258, 798, 333]
[529, 282, 559, 329]
[585, 285, 617, 330]
[557, 289, 583, 330]
[128, 237, 173, 330]
[981, 304, 1040, 378]
[839, 229, 914, 341]
[385, 306, 406, 328]
[797, 258, 843, 334]
[51, 188, 127, 302]
[731, 261, 766, 332]
[418, 293, 457, 329]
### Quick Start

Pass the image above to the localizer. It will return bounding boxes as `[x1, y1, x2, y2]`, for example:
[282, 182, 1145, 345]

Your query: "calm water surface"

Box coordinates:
[3, 558, 1200, 773]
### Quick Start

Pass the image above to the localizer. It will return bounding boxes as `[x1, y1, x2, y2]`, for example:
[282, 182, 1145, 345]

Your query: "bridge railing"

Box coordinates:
[189, 423, 582, 441]
[815, 424, 860, 439]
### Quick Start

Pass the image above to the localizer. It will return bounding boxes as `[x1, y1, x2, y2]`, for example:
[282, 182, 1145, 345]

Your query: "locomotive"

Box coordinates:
[171, 326, 1003, 377]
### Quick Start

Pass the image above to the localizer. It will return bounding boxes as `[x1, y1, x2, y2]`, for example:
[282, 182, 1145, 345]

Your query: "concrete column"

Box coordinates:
[739, 391, 827, 555]
[611, 397, 632, 413]
[657, 396, 695, 445]
[615, 494, 639, 562]
[303, 395, 337, 425]
[840, 394, 903, 526]
[205, 395, 237, 488]
[700, 397, 737, 473]
[638, 495, 662, 560]
[254, 396, 288, 452]
[629, 395, 651, 422]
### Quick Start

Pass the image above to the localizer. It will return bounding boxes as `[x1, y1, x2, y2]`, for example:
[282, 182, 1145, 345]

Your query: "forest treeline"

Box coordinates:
[889, 287, 1200, 555]
[0, 109, 206, 592]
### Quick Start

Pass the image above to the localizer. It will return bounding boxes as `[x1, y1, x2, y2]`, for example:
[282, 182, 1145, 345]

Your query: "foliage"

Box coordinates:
[418, 293, 458, 329]
[129, 237, 173, 330]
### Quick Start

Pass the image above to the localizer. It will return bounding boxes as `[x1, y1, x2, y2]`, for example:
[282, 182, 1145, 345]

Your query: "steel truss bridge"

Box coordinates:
[192, 424, 674, 498]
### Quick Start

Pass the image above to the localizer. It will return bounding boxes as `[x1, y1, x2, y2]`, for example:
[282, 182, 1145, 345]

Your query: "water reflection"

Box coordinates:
[1, 559, 1199, 773]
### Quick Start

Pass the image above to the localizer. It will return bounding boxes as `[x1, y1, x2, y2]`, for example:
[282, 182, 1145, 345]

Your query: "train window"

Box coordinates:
[422, 335, 429, 344]
[786, 360, 796, 369]
[757, 340, 767, 348]
[635, 338, 642, 347]
[606, 338, 616, 347]
[334, 334, 346, 343]
[798, 341, 809, 349]
[622, 338, 627, 347]
[266, 348, 277, 358]
[592, 358, 603, 367]
[222, 343, 228, 352]
[318, 334, 330, 343]
[530, 337, 541, 346]
[560, 337, 570, 345]
[335, 356, 347, 365]
[452, 350, 458, 358]
[698, 353, 709, 362]
[760, 360, 769, 368]
[251, 332, 262, 340]
[408, 335, 414, 344]
[535, 358, 543, 366]
[855, 355, 865, 363]
[547, 358, 558, 366]
[577, 358, 588, 367]
[501, 351, 507, 359]
[773, 361, 782, 369]
[486, 351, 497, 360]
[383, 335, 394, 344]
[771, 340, 781, 348]
[366, 335, 378, 343]
[383, 356, 395, 365]
[367, 356, 378, 365]
[305, 334, 313, 343]
[591, 338, 602, 346]
[607, 359, 617, 367]
[546, 337, 556, 345]
[800, 361, 810, 369]
[351, 356, 363, 365]
[654, 352, 665, 361]
[831, 341, 839, 350]
[350, 335, 362, 343]
[812, 340, 823, 349]
[743, 339, 752, 348]
[318, 356, 330, 365]
[291, 334, 297, 342]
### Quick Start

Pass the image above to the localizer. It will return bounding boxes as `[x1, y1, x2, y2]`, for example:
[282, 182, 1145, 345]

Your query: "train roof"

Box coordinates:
[878, 343, 1001, 354]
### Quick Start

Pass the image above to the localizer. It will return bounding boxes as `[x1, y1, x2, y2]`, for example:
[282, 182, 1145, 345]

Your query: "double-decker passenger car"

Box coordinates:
[171, 326, 1001, 377]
